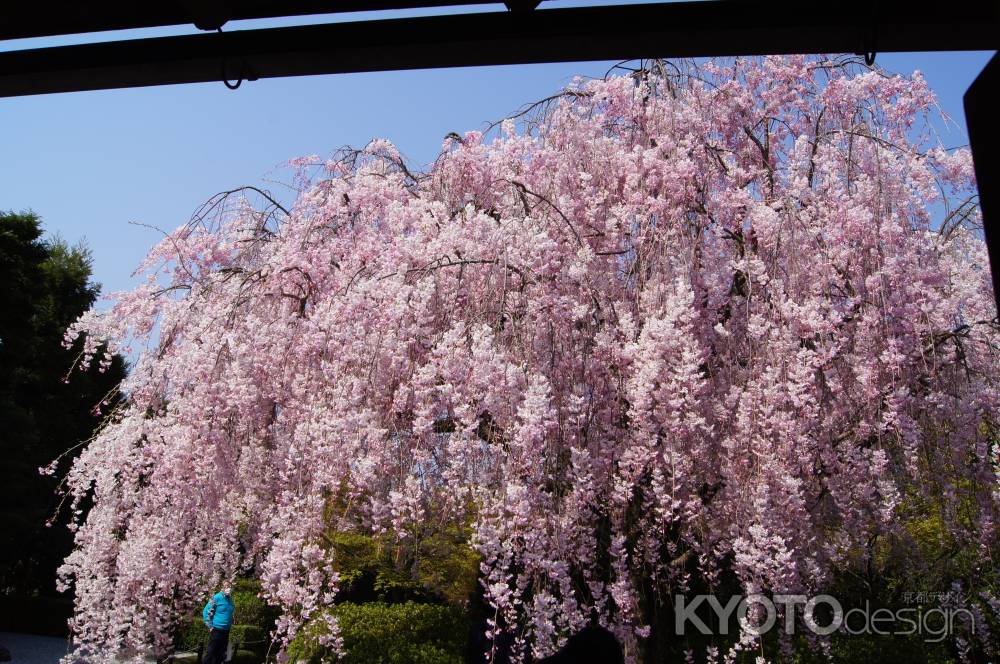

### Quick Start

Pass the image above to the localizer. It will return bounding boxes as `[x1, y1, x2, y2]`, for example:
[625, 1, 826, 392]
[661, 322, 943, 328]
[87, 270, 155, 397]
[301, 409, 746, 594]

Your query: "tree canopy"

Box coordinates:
[58, 57, 998, 662]
[0, 211, 127, 597]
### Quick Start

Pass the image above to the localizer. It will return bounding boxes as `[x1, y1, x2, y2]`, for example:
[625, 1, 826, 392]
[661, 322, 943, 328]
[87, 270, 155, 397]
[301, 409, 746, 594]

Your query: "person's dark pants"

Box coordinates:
[203, 627, 230, 664]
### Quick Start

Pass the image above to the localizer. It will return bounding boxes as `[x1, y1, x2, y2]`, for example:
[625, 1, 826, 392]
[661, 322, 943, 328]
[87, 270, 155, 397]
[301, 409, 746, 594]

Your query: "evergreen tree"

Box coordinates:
[0, 210, 127, 597]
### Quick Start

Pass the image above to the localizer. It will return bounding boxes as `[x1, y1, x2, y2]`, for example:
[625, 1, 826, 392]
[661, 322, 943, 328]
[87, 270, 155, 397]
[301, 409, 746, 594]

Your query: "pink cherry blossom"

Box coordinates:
[58, 56, 997, 662]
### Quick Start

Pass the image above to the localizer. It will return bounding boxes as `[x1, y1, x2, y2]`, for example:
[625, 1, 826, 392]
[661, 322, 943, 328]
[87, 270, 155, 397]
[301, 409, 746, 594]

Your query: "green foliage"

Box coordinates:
[408, 521, 481, 608]
[315, 490, 484, 661]
[734, 621, 958, 664]
[233, 588, 276, 628]
[231, 650, 259, 664]
[175, 621, 270, 656]
[751, 474, 998, 663]
[175, 580, 277, 661]
[324, 529, 466, 605]
[287, 602, 468, 664]
[816, 633, 954, 664]
[176, 617, 209, 653]
[0, 210, 128, 599]
[323, 492, 480, 607]
[229, 625, 267, 648]
[326, 531, 382, 591]
[232, 578, 264, 595]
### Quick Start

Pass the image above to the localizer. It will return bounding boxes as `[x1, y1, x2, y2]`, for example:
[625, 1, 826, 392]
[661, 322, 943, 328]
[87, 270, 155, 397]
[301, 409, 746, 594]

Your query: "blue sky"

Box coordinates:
[0, 2, 994, 299]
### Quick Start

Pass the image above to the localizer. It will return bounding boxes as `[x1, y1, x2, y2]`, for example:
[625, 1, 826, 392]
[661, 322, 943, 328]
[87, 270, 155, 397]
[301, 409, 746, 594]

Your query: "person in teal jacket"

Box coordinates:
[202, 584, 235, 664]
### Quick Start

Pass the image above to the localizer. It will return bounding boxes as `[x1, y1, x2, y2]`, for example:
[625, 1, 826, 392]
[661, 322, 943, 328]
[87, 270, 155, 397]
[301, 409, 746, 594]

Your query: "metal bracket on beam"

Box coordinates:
[505, 1, 542, 11]
[180, 0, 232, 31]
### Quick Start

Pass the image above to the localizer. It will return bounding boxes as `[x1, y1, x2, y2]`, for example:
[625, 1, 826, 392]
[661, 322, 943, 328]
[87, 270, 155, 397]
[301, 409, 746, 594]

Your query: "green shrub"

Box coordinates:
[231, 649, 260, 664]
[230, 624, 268, 653]
[176, 617, 209, 653]
[232, 578, 262, 595]
[323, 527, 479, 607]
[174, 620, 268, 662]
[824, 633, 954, 664]
[175, 579, 278, 657]
[231, 578, 279, 629]
[232, 591, 270, 628]
[326, 531, 381, 588]
[233, 624, 266, 643]
[287, 601, 468, 664]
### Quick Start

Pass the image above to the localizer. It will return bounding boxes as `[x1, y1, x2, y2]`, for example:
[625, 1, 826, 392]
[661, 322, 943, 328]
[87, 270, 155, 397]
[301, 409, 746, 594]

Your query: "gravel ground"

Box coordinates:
[0, 633, 72, 664]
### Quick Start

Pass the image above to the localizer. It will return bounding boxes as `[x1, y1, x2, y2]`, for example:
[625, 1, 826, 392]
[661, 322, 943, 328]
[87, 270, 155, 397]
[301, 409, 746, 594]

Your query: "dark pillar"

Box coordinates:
[964, 52, 1000, 310]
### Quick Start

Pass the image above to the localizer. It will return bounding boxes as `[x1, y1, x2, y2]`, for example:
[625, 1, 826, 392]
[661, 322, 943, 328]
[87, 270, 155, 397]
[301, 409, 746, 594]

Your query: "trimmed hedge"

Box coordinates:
[175, 579, 277, 661]
[231, 649, 259, 664]
[287, 602, 468, 664]
[176, 617, 209, 653]
[232, 591, 270, 629]
[230, 625, 266, 648]
[175, 620, 268, 654]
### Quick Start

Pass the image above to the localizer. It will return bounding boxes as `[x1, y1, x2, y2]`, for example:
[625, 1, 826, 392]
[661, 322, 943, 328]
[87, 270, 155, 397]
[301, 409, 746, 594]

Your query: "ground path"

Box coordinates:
[0, 633, 71, 664]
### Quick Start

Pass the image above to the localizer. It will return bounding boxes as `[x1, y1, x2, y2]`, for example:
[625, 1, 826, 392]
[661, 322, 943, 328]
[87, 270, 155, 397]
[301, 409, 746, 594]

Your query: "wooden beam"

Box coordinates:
[0, 1, 504, 40]
[0, 1, 994, 98]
